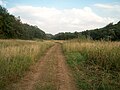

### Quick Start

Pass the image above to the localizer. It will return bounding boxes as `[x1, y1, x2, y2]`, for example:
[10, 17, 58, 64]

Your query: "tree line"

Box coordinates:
[0, 5, 120, 41]
[53, 22, 120, 41]
[0, 5, 46, 39]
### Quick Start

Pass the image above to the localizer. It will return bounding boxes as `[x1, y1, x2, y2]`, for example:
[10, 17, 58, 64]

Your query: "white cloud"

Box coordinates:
[94, 3, 120, 22]
[94, 4, 114, 9]
[94, 3, 120, 12]
[0, 0, 7, 7]
[8, 5, 115, 34]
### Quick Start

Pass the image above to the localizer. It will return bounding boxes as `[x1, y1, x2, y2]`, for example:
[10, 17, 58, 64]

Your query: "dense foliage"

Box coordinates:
[45, 33, 53, 40]
[0, 5, 120, 41]
[0, 6, 46, 39]
[53, 22, 120, 41]
[53, 32, 79, 40]
[82, 22, 120, 41]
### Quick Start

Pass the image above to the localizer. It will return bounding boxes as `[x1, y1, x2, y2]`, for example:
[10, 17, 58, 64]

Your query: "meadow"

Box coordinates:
[0, 39, 120, 90]
[63, 39, 120, 90]
[0, 40, 54, 89]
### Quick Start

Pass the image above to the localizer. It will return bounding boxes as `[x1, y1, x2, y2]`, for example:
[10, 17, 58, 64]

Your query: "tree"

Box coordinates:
[0, 5, 46, 39]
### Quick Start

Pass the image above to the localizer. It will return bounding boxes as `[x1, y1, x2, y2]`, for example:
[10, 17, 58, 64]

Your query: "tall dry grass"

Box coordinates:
[63, 40, 120, 90]
[0, 40, 54, 89]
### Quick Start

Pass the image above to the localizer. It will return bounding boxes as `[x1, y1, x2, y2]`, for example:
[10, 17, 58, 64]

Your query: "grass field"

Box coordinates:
[0, 39, 120, 90]
[0, 40, 54, 89]
[63, 39, 120, 90]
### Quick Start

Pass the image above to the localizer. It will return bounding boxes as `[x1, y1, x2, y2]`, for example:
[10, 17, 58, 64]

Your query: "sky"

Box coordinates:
[0, 0, 120, 34]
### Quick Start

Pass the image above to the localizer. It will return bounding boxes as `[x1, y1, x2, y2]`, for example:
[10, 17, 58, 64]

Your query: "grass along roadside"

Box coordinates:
[0, 40, 54, 89]
[62, 40, 120, 90]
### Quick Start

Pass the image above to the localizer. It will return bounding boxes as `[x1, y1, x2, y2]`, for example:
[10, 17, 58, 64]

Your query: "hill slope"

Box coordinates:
[53, 22, 120, 41]
[0, 6, 46, 40]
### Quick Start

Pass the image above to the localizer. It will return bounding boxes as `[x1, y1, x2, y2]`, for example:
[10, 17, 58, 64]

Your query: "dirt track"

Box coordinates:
[8, 43, 77, 90]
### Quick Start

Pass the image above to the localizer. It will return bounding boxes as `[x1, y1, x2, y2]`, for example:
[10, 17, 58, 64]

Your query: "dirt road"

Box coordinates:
[8, 43, 77, 90]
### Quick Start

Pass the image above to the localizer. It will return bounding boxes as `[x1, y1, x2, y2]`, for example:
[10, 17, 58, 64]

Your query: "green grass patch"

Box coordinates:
[63, 40, 120, 90]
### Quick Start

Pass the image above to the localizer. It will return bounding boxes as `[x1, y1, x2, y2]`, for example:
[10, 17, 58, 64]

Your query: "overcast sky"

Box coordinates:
[0, 0, 120, 34]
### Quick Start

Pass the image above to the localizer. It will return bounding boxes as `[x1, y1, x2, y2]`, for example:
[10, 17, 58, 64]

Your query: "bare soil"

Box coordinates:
[7, 43, 77, 90]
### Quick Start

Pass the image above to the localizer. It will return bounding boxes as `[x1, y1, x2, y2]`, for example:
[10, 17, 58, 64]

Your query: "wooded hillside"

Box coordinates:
[53, 22, 120, 41]
[0, 5, 120, 41]
[0, 5, 46, 39]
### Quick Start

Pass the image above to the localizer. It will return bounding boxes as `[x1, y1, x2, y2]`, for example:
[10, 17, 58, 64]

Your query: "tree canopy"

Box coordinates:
[53, 22, 120, 41]
[82, 22, 120, 41]
[0, 5, 120, 41]
[0, 5, 46, 39]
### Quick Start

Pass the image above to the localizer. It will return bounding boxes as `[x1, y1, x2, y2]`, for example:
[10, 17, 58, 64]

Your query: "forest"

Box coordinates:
[0, 5, 46, 40]
[0, 5, 120, 41]
[53, 22, 120, 41]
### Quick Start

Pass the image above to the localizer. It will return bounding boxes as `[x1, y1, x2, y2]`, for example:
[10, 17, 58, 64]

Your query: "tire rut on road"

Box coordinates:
[7, 43, 77, 90]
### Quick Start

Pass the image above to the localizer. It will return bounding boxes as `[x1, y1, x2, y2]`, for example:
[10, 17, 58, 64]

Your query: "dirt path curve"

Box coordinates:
[8, 43, 77, 90]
